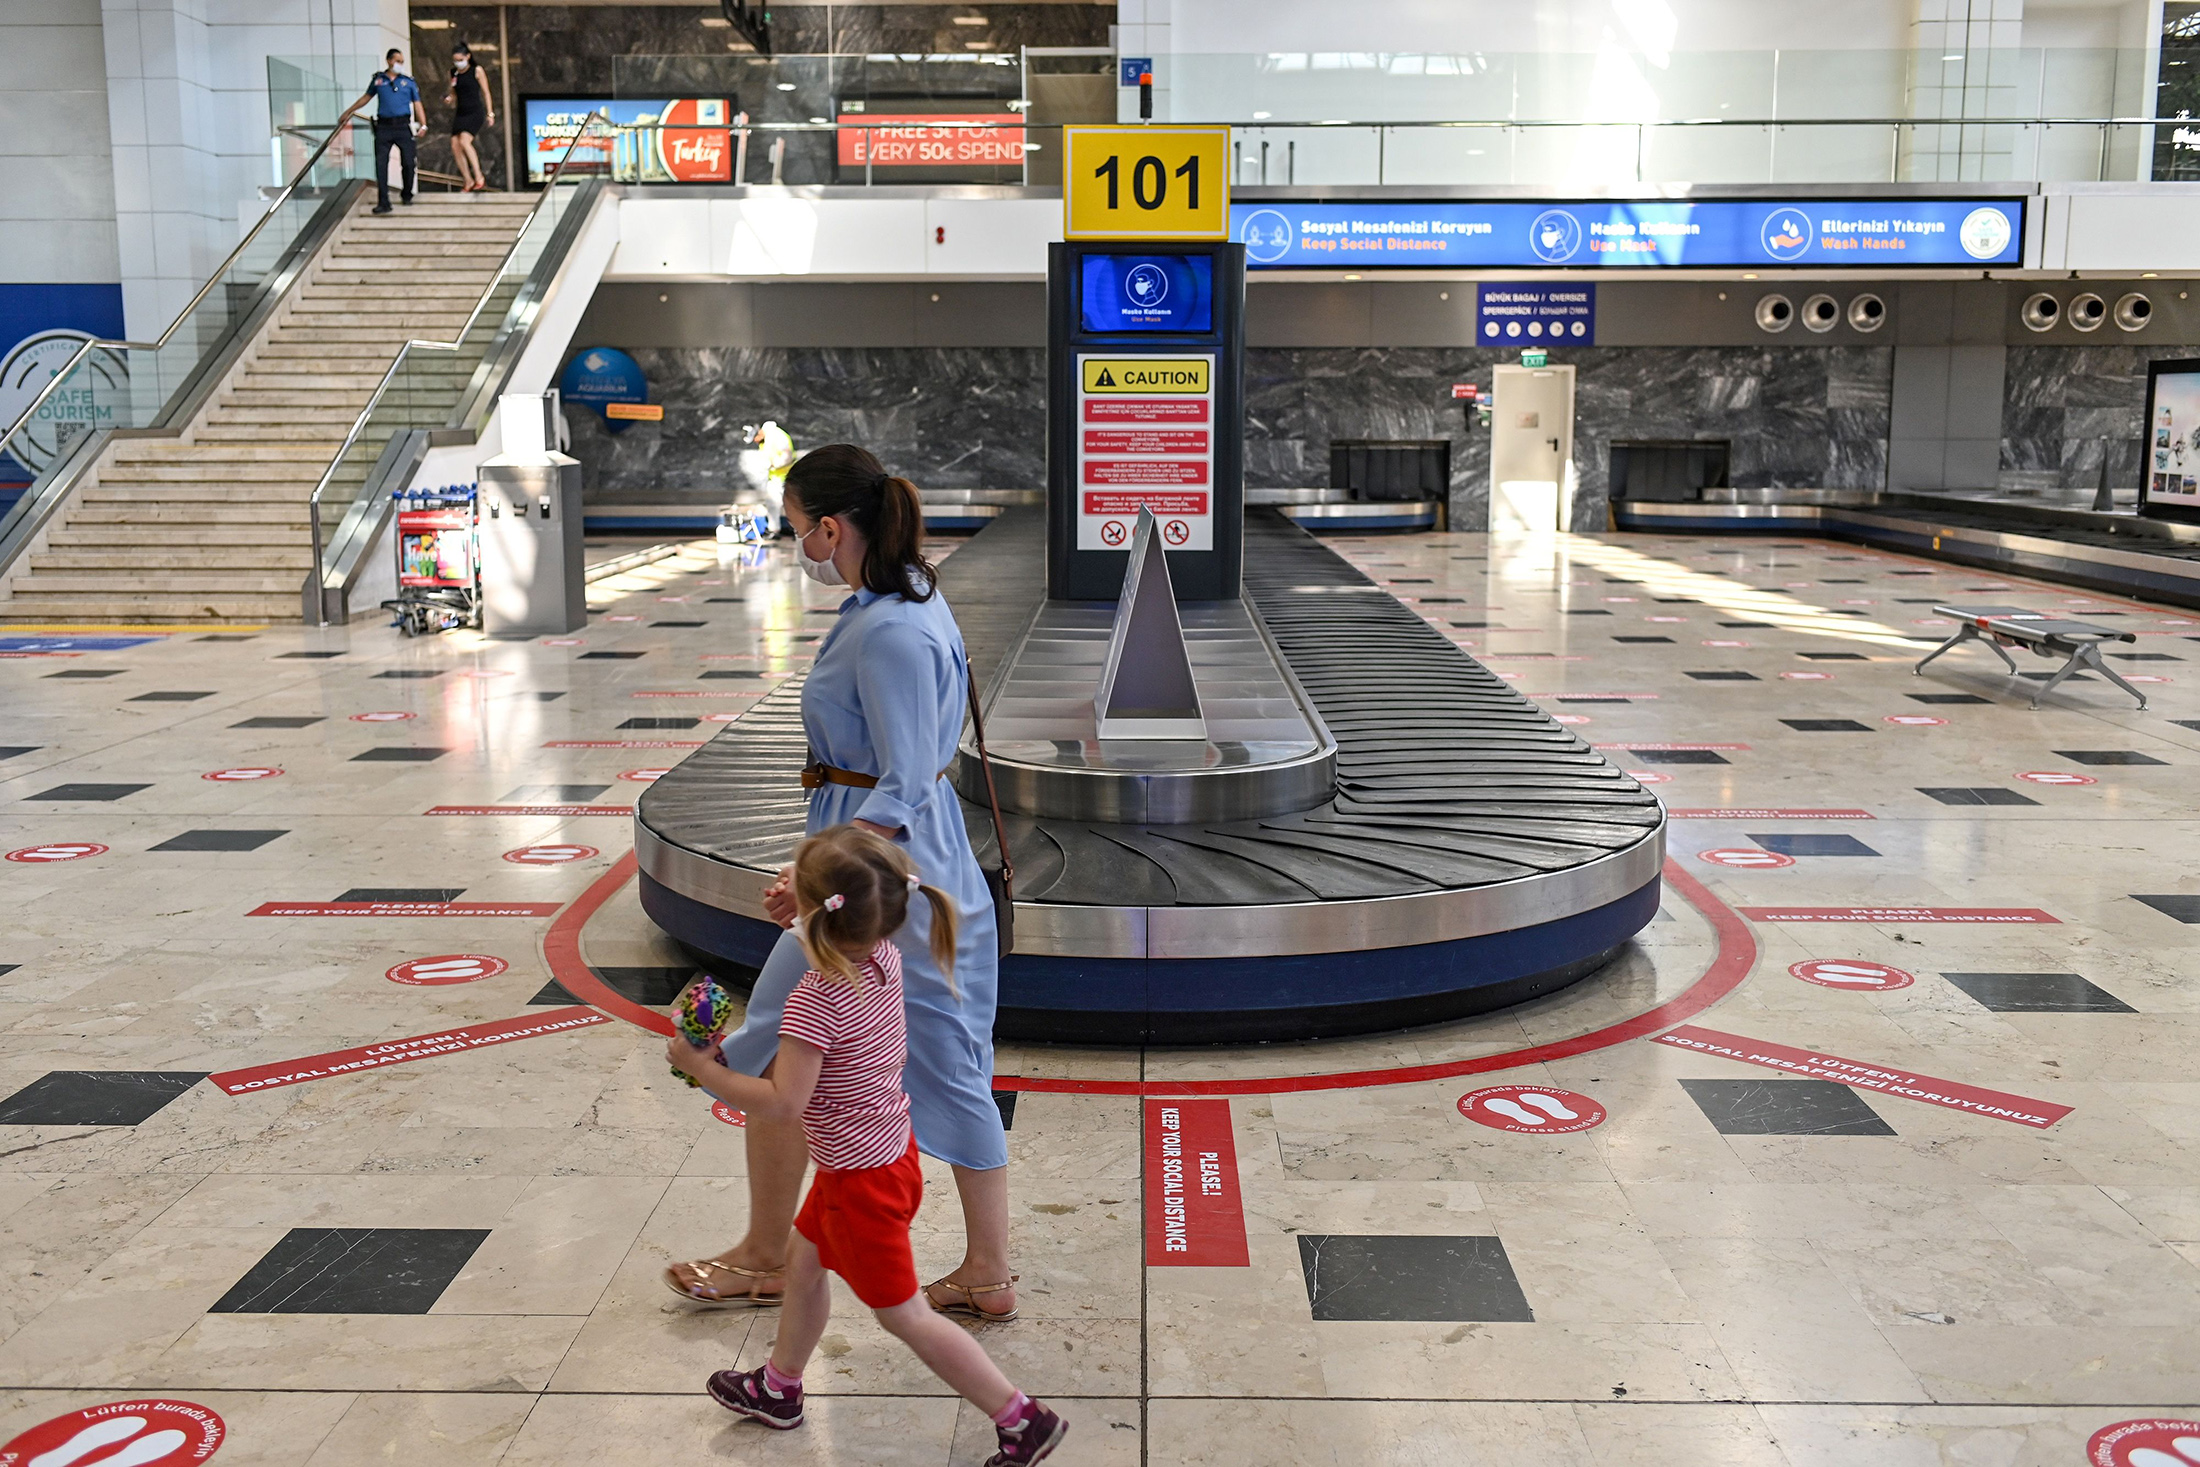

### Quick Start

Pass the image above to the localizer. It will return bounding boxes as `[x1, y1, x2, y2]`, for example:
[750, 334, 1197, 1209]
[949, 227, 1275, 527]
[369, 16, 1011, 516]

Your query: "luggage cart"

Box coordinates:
[382, 485, 481, 636]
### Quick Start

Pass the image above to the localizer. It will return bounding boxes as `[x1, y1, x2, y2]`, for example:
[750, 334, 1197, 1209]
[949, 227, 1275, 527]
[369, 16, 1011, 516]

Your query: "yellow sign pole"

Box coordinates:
[1062, 126, 1230, 242]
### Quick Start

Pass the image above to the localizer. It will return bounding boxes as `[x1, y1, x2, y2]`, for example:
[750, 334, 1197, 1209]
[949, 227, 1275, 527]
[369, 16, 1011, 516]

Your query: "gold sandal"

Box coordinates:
[664, 1259, 785, 1308]
[924, 1274, 1020, 1323]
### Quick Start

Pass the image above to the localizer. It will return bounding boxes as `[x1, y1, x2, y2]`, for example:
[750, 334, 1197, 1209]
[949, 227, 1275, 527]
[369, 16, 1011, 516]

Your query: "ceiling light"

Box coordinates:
[1252, 110, 1271, 119]
[1742, 272, 1758, 279]
[700, 15, 730, 24]
[1344, 273, 1361, 280]
[952, 14, 989, 24]
[808, 116, 827, 124]
[1941, 53, 1964, 60]
[776, 82, 796, 91]
[414, 17, 451, 27]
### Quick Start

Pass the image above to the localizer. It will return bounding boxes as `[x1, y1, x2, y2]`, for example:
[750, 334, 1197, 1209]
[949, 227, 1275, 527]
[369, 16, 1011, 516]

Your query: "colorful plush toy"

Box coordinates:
[671, 976, 733, 1087]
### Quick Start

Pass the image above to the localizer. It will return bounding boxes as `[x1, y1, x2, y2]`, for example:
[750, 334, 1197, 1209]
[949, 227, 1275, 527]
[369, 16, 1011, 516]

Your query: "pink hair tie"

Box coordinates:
[821, 893, 846, 912]
[907, 874, 922, 891]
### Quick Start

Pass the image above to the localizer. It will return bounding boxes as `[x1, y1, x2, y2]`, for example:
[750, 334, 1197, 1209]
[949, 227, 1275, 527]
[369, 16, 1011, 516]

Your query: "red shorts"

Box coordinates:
[793, 1136, 923, 1309]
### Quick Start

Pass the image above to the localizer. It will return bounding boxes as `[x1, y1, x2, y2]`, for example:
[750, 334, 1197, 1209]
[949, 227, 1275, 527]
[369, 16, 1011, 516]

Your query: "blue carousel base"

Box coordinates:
[639, 871, 1661, 1046]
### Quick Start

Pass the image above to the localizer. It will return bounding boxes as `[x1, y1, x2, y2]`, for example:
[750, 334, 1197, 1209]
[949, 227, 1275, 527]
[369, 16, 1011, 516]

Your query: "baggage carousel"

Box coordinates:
[635, 507, 1666, 1044]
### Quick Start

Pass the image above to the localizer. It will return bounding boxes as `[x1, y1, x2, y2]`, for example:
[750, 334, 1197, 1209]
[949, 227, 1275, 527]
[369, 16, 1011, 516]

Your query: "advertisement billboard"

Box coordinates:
[1230, 198, 2024, 270]
[522, 98, 731, 185]
[2143, 358, 2200, 523]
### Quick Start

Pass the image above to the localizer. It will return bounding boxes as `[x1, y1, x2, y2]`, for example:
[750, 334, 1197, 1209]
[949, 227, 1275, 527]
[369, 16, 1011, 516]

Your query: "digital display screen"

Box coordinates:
[2144, 360, 2200, 516]
[1080, 253, 1213, 333]
[1230, 199, 2025, 270]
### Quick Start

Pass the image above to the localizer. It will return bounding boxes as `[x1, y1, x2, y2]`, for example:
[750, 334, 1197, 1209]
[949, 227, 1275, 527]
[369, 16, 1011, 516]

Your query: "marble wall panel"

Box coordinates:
[1998, 345, 2173, 490]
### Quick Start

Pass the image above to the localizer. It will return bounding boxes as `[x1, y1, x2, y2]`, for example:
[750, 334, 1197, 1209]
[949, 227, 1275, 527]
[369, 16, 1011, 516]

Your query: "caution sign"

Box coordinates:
[1063, 126, 1229, 241]
[1077, 354, 1214, 550]
[1082, 358, 1210, 394]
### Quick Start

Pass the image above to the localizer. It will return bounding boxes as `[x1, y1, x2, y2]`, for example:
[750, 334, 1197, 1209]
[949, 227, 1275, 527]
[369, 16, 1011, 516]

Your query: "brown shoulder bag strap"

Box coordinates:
[964, 661, 1014, 900]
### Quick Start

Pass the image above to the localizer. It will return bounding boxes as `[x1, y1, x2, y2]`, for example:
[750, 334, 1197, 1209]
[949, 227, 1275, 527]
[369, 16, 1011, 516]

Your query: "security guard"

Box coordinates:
[341, 49, 427, 214]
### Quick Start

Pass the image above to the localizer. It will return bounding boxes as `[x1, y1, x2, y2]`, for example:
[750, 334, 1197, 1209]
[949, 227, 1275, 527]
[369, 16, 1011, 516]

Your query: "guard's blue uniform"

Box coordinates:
[717, 577, 1007, 1172]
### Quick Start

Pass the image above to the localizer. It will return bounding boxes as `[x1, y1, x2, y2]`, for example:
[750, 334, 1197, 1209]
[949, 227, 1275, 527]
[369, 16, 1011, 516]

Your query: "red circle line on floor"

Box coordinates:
[543, 854, 1757, 1097]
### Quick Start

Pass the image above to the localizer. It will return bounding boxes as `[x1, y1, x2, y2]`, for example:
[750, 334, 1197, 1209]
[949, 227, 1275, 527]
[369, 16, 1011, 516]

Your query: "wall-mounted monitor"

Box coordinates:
[2143, 358, 2200, 523]
[1079, 253, 1214, 333]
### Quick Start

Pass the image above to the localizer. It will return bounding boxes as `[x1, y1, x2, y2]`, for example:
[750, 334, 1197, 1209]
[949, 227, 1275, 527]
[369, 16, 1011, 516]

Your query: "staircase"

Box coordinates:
[0, 193, 537, 624]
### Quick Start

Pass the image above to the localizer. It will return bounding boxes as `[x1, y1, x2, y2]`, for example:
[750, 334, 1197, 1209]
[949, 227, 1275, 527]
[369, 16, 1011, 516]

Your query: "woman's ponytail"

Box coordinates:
[783, 445, 936, 602]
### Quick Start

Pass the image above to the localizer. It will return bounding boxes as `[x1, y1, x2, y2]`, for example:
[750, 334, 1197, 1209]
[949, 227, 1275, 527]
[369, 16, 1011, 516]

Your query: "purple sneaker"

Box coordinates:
[986, 1398, 1066, 1465]
[707, 1365, 804, 1429]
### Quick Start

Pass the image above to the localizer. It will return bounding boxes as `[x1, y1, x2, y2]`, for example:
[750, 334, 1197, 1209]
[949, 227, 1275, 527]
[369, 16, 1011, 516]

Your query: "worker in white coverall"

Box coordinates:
[754, 421, 795, 533]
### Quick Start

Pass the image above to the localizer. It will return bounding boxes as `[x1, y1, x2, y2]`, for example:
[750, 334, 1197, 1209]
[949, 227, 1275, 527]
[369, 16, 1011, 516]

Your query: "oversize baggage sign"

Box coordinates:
[1077, 355, 1215, 550]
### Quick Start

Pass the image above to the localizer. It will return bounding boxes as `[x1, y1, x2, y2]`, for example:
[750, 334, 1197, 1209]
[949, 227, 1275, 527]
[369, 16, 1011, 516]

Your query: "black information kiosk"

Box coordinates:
[1045, 241, 1245, 600]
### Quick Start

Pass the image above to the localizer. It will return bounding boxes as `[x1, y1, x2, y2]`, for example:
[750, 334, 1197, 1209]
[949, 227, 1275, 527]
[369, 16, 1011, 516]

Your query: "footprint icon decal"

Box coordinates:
[1, 1400, 224, 1466]
[1458, 1084, 1607, 1134]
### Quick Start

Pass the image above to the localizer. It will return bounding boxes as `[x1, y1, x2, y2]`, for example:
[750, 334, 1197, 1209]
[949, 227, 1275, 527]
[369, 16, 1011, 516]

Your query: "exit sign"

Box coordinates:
[1520, 348, 1549, 367]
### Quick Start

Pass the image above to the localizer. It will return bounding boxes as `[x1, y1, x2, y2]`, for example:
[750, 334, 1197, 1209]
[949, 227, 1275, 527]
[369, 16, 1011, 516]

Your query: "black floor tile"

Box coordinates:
[1679, 1078, 1896, 1136]
[1909, 693, 1989, 705]
[1781, 719, 1873, 732]
[0, 965, 15, 978]
[1565, 608, 1612, 616]
[1613, 636, 1672, 644]
[706, 597, 744, 603]
[338, 887, 464, 902]
[579, 651, 644, 660]
[1633, 748, 1727, 764]
[2133, 894, 2200, 923]
[1448, 621, 1488, 629]
[374, 670, 443, 680]
[350, 747, 446, 762]
[25, 783, 148, 801]
[530, 966, 693, 1006]
[1654, 597, 1701, 603]
[516, 691, 566, 701]
[2019, 671, 2093, 682]
[276, 651, 344, 659]
[1718, 621, 1775, 628]
[0, 1070, 206, 1126]
[1918, 787, 2039, 806]
[46, 669, 124, 678]
[1939, 971, 2135, 1013]
[993, 1090, 1018, 1130]
[129, 691, 214, 702]
[151, 829, 289, 853]
[196, 634, 256, 642]
[1297, 1235, 1534, 1323]
[499, 784, 611, 802]
[652, 620, 707, 628]
[2108, 652, 2181, 661]
[1556, 695, 1629, 703]
[1685, 671, 1759, 681]
[619, 717, 700, 729]
[210, 1228, 490, 1314]
[700, 670, 765, 679]
[0, 747, 37, 760]
[2173, 720, 2200, 732]
[1799, 652, 1868, 661]
[2053, 750, 2167, 766]
[232, 716, 324, 728]
[1749, 832, 1880, 857]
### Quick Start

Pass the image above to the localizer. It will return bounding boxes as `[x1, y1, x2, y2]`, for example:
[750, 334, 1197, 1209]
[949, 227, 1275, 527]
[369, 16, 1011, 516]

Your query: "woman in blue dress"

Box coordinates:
[666, 444, 1019, 1322]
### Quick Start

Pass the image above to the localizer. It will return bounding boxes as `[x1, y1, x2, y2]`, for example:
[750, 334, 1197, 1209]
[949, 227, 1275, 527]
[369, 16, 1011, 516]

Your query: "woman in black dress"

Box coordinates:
[445, 42, 494, 191]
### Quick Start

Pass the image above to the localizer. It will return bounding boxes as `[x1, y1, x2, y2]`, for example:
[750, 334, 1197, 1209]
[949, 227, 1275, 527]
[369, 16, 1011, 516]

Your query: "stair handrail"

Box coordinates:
[0, 117, 362, 465]
[305, 109, 611, 627]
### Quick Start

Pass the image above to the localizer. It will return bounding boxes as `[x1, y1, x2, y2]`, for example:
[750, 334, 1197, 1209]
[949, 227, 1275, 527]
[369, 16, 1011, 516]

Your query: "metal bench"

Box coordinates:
[1915, 604, 2146, 711]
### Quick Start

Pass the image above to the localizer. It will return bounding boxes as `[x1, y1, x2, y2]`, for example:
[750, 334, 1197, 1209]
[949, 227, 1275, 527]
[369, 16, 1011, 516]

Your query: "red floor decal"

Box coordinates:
[1669, 808, 1872, 820]
[1458, 1085, 1606, 1133]
[503, 844, 600, 864]
[2088, 1418, 2200, 1467]
[247, 900, 562, 918]
[425, 805, 633, 817]
[202, 767, 282, 782]
[0, 1398, 224, 1465]
[5, 843, 108, 863]
[543, 856, 1761, 1097]
[2016, 770, 2096, 786]
[618, 769, 668, 782]
[1698, 848, 1796, 869]
[1740, 905, 2057, 924]
[385, 954, 508, 986]
[1654, 1024, 2072, 1128]
[713, 1101, 747, 1126]
[209, 1006, 610, 1093]
[348, 711, 415, 722]
[1145, 1099, 1248, 1265]
[1789, 958, 1914, 991]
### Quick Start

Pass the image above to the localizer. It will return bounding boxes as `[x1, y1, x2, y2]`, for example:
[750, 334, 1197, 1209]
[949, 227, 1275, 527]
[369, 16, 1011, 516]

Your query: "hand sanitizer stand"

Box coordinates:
[478, 393, 585, 635]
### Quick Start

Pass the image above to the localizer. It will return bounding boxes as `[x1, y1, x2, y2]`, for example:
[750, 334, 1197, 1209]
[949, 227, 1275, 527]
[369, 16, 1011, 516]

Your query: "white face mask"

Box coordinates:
[797, 523, 846, 586]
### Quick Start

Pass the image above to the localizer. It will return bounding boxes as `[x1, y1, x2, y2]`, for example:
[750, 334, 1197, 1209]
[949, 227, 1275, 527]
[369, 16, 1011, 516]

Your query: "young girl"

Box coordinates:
[667, 825, 1066, 1465]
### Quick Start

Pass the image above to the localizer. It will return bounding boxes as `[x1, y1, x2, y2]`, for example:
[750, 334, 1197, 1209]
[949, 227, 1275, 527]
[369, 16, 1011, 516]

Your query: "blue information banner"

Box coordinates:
[1232, 199, 2023, 270]
[1479, 284, 1594, 345]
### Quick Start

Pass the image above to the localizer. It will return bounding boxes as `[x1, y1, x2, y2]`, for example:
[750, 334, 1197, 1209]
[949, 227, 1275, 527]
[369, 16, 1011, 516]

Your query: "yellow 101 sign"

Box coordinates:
[1062, 126, 1230, 241]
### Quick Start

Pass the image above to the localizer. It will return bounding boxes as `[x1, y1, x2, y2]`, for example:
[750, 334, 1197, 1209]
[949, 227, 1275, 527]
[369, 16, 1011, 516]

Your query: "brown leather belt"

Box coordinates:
[801, 760, 950, 790]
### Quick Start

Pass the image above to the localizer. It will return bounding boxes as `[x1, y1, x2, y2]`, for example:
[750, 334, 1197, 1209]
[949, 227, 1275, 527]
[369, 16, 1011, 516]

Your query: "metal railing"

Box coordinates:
[0, 121, 359, 472]
[304, 111, 614, 626]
